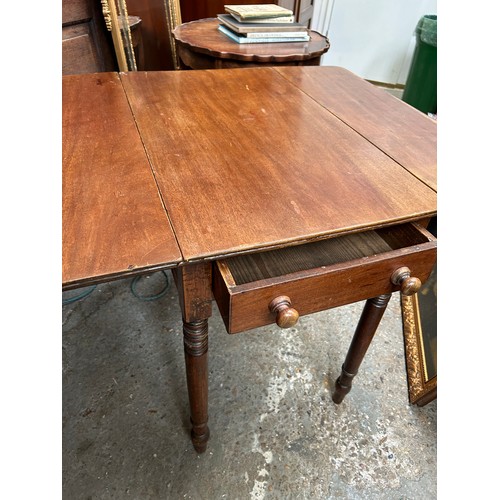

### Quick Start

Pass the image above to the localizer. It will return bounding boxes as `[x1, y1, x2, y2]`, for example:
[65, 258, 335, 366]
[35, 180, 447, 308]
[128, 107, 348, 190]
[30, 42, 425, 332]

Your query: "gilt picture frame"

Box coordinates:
[401, 264, 437, 406]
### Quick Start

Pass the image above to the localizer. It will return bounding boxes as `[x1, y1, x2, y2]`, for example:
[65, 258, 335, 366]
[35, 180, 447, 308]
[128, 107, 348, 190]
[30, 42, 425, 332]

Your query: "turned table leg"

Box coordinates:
[183, 319, 210, 452]
[173, 262, 212, 453]
[332, 293, 392, 404]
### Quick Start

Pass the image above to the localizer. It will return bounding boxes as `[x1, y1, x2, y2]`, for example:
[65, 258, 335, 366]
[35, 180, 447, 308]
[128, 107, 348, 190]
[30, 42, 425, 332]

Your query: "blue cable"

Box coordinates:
[130, 270, 170, 301]
[62, 271, 170, 305]
[62, 285, 97, 305]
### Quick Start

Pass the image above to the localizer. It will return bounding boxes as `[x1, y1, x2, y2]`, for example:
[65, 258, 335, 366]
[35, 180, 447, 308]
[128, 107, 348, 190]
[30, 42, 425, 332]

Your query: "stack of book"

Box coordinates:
[217, 4, 310, 44]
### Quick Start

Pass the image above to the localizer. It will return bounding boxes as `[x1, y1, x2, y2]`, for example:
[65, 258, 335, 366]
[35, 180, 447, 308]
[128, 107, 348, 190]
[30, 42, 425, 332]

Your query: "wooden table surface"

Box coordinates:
[62, 73, 182, 289]
[63, 66, 436, 286]
[275, 66, 437, 191]
[172, 18, 330, 64]
[121, 67, 436, 261]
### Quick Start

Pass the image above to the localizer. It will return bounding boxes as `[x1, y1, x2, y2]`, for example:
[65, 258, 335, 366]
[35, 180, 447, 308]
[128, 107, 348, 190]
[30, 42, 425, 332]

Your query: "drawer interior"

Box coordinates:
[223, 223, 432, 285]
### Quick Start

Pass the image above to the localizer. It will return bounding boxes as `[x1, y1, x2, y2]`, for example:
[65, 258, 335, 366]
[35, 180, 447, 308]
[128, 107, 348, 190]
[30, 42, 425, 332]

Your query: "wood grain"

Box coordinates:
[226, 229, 395, 285]
[173, 262, 213, 322]
[276, 66, 437, 191]
[62, 0, 116, 75]
[176, 44, 324, 70]
[214, 234, 436, 333]
[125, 0, 176, 70]
[121, 68, 437, 261]
[179, 0, 269, 23]
[173, 18, 329, 64]
[62, 73, 182, 289]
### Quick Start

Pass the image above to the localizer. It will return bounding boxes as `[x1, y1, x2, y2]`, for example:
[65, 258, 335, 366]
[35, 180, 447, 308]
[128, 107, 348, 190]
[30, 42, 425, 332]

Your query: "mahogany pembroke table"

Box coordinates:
[62, 67, 437, 452]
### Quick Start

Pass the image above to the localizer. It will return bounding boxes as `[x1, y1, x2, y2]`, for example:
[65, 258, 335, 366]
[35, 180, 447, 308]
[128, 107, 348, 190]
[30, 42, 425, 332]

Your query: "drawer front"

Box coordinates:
[213, 226, 437, 334]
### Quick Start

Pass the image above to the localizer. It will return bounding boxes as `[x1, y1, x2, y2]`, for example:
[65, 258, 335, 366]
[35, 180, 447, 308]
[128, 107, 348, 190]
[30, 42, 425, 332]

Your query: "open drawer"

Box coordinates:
[213, 223, 437, 334]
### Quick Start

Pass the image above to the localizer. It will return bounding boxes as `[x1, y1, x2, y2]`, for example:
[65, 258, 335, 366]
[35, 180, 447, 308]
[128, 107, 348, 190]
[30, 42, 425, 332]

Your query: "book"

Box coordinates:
[218, 24, 310, 44]
[217, 14, 306, 34]
[229, 13, 295, 23]
[242, 30, 309, 39]
[224, 4, 293, 20]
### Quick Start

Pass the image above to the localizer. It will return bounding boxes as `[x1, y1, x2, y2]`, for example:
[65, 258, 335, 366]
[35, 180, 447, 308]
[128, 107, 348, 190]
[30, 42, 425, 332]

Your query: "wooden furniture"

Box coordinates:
[62, 0, 117, 75]
[125, 0, 181, 70]
[62, 72, 182, 287]
[63, 66, 437, 453]
[173, 18, 330, 69]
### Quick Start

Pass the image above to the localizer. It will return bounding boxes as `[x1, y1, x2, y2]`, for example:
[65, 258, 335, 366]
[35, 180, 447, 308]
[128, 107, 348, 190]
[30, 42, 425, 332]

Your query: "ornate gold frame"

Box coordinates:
[401, 292, 437, 406]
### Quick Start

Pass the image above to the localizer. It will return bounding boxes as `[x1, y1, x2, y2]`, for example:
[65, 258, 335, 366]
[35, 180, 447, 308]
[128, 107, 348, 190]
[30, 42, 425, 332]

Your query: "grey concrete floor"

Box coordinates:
[62, 271, 436, 499]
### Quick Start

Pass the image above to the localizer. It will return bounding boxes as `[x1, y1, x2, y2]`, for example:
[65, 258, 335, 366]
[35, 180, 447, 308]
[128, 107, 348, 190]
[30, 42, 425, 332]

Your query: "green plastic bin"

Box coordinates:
[402, 15, 437, 114]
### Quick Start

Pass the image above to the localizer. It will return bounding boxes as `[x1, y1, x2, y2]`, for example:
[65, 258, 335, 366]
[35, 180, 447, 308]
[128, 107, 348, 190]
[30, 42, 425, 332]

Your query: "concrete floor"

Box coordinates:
[62, 271, 436, 499]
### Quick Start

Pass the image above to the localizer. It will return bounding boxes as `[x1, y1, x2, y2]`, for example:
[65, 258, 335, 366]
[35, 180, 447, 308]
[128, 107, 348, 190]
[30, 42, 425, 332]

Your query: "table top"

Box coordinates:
[275, 66, 437, 191]
[62, 73, 182, 290]
[62, 67, 436, 288]
[172, 18, 330, 63]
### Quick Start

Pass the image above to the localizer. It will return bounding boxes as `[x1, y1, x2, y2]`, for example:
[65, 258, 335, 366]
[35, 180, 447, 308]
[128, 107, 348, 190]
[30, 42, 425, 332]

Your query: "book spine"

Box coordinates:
[224, 8, 293, 18]
[218, 25, 310, 44]
[229, 14, 295, 23]
[218, 25, 244, 43]
[245, 31, 309, 39]
[216, 15, 304, 32]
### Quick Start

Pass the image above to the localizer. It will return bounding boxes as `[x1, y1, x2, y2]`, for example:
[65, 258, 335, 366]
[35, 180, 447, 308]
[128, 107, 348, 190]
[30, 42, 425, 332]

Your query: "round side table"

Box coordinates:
[173, 18, 330, 70]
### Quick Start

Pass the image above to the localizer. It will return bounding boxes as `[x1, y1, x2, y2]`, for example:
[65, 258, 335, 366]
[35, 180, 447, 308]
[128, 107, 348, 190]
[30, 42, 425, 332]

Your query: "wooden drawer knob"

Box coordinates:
[268, 295, 299, 329]
[391, 266, 421, 296]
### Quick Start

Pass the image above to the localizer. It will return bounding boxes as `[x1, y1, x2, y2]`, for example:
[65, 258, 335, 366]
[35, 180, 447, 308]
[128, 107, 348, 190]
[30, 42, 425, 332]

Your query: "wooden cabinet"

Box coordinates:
[62, 0, 117, 75]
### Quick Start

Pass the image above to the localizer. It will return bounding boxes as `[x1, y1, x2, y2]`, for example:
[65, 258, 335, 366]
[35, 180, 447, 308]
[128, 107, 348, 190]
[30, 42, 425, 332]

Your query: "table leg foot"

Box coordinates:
[332, 364, 356, 404]
[332, 293, 391, 404]
[183, 319, 210, 453]
[191, 421, 210, 453]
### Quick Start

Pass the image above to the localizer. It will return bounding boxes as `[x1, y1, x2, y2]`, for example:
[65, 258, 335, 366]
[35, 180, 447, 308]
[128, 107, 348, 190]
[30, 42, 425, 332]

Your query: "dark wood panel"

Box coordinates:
[62, 27, 101, 75]
[121, 68, 437, 262]
[276, 66, 437, 191]
[62, 73, 182, 289]
[180, 0, 269, 22]
[63, 0, 91, 24]
[125, 0, 175, 70]
[178, 0, 309, 23]
[62, 0, 116, 75]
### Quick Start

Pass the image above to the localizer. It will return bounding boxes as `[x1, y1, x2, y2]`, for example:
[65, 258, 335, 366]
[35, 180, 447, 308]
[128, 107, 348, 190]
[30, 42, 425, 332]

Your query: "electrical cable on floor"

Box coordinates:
[62, 271, 171, 305]
[130, 270, 170, 301]
[62, 286, 97, 305]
